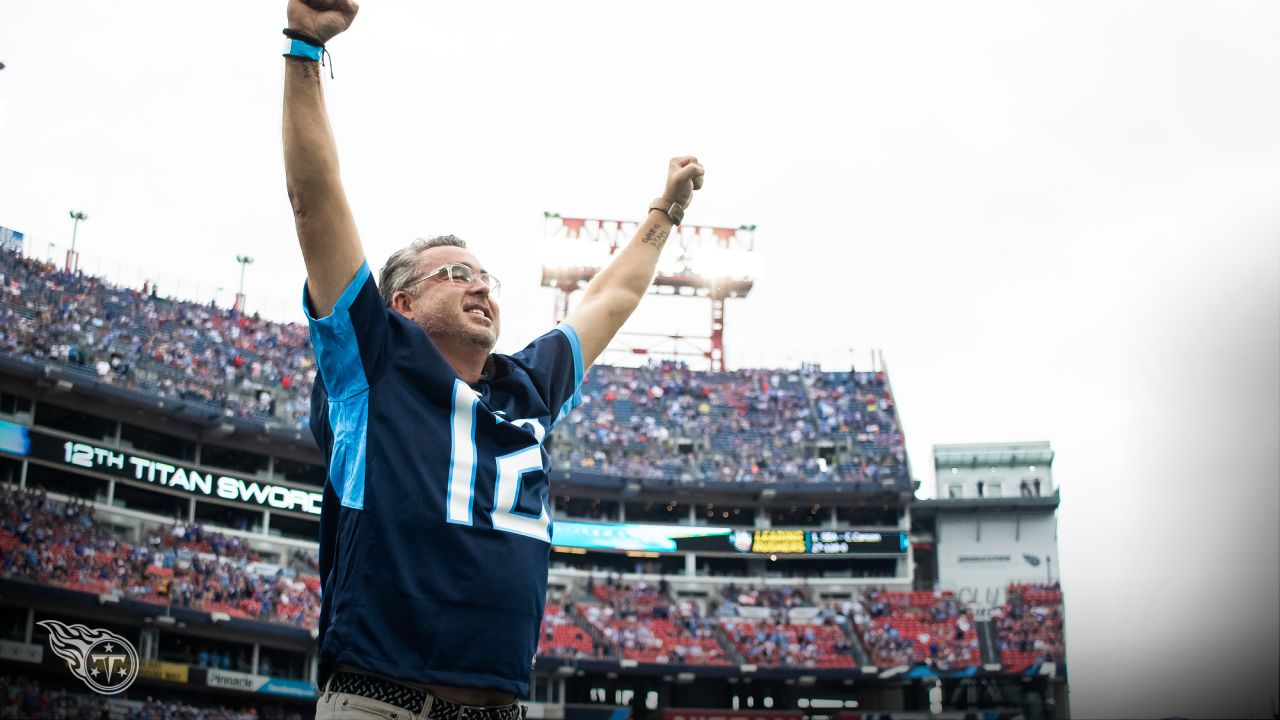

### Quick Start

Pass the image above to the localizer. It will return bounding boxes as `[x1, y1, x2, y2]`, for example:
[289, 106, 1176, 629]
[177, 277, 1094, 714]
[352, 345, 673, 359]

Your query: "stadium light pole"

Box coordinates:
[234, 255, 254, 313]
[67, 210, 88, 273]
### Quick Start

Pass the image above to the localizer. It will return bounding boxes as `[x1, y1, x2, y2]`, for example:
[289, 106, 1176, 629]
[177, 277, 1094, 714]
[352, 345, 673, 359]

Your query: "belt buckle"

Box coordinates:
[429, 695, 518, 720]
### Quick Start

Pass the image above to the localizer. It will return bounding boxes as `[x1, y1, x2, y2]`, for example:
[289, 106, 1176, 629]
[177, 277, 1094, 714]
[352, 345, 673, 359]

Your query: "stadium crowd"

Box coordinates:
[0, 250, 314, 428]
[0, 484, 1065, 673]
[0, 674, 302, 720]
[856, 589, 981, 670]
[125, 696, 303, 720]
[577, 576, 731, 665]
[994, 582, 1066, 669]
[0, 248, 907, 487]
[554, 360, 908, 485]
[0, 674, 107, 720]
[0, 485, 321, 629]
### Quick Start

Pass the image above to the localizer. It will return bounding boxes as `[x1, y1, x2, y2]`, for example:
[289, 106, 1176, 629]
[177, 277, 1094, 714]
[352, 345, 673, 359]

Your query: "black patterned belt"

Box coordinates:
[329, 670, 524, 720]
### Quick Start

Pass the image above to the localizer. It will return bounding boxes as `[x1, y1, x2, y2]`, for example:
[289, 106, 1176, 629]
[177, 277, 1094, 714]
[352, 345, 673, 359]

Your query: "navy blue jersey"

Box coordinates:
[304, 262, 583, 697]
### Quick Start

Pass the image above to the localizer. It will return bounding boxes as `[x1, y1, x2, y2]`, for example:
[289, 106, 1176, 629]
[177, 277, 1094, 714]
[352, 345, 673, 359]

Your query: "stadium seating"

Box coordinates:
[0, 673, 302, 720]
[857, 589, 980, 670]
[5, 483, 1067, 675]
[578, 581, 731, 665]
[0, 485, 322, 629]
[552, 361, 908, 485]
[722, 619, 854, 668]
[1, 248, 908, 487]
[717, 584, 856, 668]
[0, 250, 315, 428]
[538, 602, 598, 658]
[994, 583, 1066, 671]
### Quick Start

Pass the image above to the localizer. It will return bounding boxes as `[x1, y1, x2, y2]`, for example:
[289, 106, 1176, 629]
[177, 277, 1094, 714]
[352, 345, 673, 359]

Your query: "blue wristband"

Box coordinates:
[283, 38, 323, 62]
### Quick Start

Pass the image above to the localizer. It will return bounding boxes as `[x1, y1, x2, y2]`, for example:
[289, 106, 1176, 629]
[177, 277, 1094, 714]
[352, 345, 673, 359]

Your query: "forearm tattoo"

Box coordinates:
[641, 224, 669, 250]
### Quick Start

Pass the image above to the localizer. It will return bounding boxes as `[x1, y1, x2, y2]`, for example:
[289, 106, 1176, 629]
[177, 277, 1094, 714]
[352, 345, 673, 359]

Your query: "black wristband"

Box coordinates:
[283, 28, 325, 48]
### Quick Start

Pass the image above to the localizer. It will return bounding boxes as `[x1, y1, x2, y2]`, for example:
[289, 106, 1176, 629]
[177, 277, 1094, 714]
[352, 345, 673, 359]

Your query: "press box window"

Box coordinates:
[34, 403, 115, 442]
[271, 456, 326, 487]
[24, 463, 108, 503]
[119, 422, 196, 462]
[113, 482, 190, 519]
[269, 511, 319, 542]
[194, 499, 263, 533]
[0, 391, 33, 416]
[200, 443, 269, 476]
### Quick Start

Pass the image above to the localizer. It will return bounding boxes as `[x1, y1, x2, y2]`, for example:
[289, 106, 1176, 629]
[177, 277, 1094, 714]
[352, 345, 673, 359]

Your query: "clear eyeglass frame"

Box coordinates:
[406, 262, 501, 299]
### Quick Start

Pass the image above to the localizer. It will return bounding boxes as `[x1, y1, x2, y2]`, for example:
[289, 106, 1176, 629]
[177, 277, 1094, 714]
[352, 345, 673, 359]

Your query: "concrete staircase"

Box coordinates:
[710, 622, 747, 665]
[564, 603, 616, 658]
[976, 619, 1002, 670]
[843, 622, 877, 671]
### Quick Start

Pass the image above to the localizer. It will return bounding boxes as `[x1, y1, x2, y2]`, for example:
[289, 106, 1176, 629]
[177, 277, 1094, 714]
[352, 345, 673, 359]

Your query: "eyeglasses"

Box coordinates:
[405, 262, 501, 299]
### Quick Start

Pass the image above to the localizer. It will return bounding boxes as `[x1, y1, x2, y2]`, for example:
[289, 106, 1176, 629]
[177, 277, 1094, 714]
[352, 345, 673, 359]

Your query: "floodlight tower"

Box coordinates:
[234, 255, 254, 313]
[66, 210, 88, 273]
[539, 212, 755, 371]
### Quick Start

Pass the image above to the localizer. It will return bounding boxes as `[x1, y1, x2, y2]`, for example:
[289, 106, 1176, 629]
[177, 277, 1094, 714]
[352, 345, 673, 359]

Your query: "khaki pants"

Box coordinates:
[315, 669, 425, 720]
[316, 685, 422, 720]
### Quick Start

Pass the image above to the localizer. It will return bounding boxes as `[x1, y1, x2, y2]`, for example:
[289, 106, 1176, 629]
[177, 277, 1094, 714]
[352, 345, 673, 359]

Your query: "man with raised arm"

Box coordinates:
[282, 1, 705, 717]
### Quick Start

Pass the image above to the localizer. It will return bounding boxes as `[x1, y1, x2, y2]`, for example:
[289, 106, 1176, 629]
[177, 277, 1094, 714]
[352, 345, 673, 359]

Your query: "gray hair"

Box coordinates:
[378, 235, 467, 305]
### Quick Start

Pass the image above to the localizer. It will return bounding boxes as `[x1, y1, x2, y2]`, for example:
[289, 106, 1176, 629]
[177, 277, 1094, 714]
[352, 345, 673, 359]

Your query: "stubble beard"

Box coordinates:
[418, 308, 498, 353]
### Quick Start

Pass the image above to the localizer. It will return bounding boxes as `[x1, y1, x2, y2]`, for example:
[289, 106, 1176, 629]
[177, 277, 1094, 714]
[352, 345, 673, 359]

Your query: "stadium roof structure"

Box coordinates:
[933, 440, 1055, 469]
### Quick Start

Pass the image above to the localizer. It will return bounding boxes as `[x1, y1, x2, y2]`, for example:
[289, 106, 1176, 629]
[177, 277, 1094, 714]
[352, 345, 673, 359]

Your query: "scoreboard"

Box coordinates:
[551, 522, 907, 556]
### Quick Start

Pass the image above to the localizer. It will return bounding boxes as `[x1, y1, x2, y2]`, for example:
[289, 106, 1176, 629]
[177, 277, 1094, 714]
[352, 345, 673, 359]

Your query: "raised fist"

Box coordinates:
[287, 0, 359, 45]
[663, 156, 706, 209]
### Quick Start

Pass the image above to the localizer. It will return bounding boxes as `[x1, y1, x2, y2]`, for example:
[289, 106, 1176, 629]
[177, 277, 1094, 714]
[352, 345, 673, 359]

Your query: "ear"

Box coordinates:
[389, 290, 415, 319]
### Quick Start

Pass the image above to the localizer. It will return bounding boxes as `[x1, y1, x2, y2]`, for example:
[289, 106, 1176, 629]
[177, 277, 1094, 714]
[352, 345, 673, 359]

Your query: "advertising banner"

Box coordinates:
[257, 676, 319, 698]
[206, 669, 316, 698]
[139, 659, 189, 683]
[0, 420, 322, 516]
[206, 668, 260, 692]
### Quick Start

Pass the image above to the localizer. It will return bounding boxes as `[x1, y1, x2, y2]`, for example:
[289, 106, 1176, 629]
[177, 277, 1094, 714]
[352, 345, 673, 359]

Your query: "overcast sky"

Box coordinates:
[2, 2, 1278, 716]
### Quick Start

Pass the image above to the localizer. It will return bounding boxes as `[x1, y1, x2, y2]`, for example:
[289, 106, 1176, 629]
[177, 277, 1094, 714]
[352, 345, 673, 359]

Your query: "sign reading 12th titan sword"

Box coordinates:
[0, 420, 323, 516]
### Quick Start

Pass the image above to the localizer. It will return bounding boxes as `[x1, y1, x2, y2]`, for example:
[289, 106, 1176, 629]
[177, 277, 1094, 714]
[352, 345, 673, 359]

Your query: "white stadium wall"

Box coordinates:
[934, 511, 1059, 609]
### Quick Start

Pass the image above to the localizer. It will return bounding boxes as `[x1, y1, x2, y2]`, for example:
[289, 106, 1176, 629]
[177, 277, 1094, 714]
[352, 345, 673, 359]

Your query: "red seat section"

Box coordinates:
[723, 619, 854, 668]
[995, 583, 1066, 671]
[858, 588, 980, 669]
[539, 602, 597, 658]
[0, 486, 322, 630]
[579, 582, 730, 665]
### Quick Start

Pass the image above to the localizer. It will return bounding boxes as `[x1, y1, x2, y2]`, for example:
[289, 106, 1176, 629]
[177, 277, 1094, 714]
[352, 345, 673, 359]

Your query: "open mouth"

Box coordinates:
[465, 307, 491, 321]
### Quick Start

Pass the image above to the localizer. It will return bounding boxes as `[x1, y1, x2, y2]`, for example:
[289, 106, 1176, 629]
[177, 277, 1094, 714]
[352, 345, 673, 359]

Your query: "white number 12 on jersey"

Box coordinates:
[445, 380, 552, 543]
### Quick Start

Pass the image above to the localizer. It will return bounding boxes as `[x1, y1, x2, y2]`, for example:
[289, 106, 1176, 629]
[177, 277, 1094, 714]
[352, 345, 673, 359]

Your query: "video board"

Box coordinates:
[551, 522, 907, 556]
